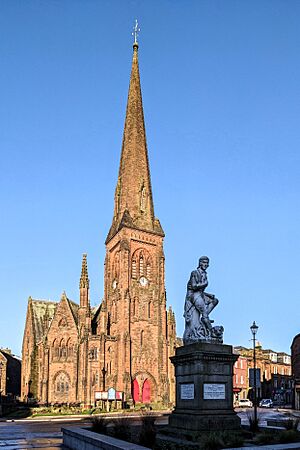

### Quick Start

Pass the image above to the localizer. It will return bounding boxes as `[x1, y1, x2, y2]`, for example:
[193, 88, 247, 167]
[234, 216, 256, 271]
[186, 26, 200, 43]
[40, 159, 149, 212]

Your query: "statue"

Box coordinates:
[183, 256, 224, 345]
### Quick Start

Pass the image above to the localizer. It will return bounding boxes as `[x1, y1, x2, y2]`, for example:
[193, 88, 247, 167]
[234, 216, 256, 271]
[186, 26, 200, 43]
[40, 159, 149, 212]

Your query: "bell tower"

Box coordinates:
[101, 31, 174, 403]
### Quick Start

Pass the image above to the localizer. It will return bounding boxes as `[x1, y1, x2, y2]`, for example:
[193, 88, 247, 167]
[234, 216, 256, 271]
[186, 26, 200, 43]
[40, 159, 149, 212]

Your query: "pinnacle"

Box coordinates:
[80, 253, 89, 289]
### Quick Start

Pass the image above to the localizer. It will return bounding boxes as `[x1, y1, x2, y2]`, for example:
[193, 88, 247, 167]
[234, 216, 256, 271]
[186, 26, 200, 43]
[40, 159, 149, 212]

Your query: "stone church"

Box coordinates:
[21, 40, 177, 406]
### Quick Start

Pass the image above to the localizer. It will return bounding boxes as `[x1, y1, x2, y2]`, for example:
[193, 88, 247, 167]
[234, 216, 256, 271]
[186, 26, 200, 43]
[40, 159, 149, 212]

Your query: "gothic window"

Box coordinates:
[112, 251, 120, 279]
[66, 338, 73, 359]
[132, 248, 152, 280]
[141, 330, 144, 347]
[89, 347, 98, 360]
[146, 259, 151, 279]
[54, 371, 70, 395]
[132, 259, 137, 279]
[139, 254, 144, 276]
[148, 301, 151, 319]
[58, 317, 67, 328]
[132, 297, 136, 316]
[52, 339, 58, 361]
[59, 339, 67, 359]
[107, 313, 111, 335]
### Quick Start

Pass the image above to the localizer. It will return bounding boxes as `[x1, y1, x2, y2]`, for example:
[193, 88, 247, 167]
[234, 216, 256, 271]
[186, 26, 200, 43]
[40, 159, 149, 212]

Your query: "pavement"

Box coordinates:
[0, 408, 299, 449]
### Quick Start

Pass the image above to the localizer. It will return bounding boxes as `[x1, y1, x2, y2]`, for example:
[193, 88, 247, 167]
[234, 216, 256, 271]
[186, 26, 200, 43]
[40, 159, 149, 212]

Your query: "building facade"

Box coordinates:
[234, 345, 292, 405]
[21, 41, 176, 406]
[0, 348, 21, 399]
[291, 334, 300, 409]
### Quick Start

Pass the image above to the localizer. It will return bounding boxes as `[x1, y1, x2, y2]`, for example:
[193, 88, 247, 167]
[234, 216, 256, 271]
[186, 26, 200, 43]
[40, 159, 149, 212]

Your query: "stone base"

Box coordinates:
[167, 342, 241, 434]
[169, 410, 241, 432]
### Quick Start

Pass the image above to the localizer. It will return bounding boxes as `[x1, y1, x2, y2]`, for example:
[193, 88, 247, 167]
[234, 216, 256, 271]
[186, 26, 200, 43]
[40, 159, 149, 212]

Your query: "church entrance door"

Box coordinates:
[133, 379, 140, 403]
[142, 379, 150, 403]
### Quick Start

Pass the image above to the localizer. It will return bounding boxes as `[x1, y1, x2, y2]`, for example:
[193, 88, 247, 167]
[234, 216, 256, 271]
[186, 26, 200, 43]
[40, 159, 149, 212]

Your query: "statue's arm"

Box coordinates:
[190, 271, 208, 291]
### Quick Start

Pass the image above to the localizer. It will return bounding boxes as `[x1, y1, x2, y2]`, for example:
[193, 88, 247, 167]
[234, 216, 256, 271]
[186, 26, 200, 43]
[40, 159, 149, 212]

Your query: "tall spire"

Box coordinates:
[106, 26, 164, 243]
[80, 254, 89, 289]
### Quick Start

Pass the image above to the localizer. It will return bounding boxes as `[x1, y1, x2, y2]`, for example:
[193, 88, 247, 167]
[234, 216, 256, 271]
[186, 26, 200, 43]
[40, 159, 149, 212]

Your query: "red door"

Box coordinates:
[142, 379, 150, 403]
[133, 379, 140, 403]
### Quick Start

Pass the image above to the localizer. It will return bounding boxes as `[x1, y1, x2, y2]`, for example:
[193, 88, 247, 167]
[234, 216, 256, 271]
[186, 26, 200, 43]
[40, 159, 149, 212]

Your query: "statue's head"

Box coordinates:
[198, 256, 209, 270]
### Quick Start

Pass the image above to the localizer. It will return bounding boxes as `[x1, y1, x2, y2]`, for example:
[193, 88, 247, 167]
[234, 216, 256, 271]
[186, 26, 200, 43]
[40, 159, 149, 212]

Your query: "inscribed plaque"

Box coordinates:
[203, 383, 225, 400]
[180, 383, 194, 400]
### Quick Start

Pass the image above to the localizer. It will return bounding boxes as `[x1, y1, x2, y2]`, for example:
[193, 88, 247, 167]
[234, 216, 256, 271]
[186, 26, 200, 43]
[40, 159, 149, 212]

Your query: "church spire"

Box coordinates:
[106, 27, 164, 243]
[80, 253, 89, 289]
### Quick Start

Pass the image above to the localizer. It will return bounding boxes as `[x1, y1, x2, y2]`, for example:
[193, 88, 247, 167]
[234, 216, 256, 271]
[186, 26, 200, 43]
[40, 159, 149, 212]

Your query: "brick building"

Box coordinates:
[234, 345, 292, 405]
[291, 334, 300, 409]
[21, 41, 176, 406]
[0, 348, 21, 399]
[233, 355, 248, 404]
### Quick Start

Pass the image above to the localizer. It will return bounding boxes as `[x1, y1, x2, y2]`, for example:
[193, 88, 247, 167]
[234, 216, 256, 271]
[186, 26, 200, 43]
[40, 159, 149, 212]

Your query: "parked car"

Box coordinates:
[259, 398, 273, 408]
[237, 399, 253, 407]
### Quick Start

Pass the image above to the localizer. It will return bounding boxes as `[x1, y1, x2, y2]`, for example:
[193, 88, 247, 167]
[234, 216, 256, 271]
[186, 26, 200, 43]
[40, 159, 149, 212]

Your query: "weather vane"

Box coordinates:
[132, 19, 140, 45]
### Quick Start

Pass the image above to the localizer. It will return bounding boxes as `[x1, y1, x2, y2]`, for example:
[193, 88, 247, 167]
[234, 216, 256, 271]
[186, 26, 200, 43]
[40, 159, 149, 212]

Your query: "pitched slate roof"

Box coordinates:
[30, 299, 57, 343]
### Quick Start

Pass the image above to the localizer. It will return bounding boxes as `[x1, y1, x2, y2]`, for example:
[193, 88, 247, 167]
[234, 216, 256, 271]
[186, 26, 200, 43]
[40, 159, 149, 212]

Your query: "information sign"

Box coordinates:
[203, 383, 226, 400]
[180, 383, 194, 400]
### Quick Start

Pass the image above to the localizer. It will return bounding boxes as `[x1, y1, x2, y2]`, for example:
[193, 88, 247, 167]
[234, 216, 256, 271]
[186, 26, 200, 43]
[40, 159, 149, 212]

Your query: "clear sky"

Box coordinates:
[0, 0, 299, 356]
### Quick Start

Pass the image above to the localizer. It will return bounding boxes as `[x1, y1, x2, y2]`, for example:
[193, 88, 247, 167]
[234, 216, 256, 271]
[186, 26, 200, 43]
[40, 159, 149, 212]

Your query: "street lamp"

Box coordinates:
[250, 321, 259, 426]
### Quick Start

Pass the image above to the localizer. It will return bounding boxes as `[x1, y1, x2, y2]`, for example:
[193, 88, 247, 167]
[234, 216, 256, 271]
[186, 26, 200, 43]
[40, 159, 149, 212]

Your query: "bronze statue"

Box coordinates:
[183, 256, 224, 344]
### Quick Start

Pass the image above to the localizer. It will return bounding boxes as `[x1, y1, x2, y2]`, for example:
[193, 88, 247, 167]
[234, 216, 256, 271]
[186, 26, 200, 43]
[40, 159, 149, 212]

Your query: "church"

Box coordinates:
[21, 37, 177, 406]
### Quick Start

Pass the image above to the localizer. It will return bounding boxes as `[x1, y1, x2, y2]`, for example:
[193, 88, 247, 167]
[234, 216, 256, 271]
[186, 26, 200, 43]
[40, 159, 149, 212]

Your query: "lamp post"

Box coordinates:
[250, 321, 259, 425]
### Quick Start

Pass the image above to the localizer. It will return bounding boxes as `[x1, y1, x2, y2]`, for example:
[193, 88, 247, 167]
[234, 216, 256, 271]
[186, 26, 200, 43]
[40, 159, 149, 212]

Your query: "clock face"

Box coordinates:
[112, 279, 117, 290]
[139, 276, 148, 287]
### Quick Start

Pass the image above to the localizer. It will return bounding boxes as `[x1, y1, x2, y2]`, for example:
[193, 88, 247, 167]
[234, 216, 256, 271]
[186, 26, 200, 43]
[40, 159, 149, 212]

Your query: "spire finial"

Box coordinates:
[80, 253, 89, 289]
[132, 19, 140, 49]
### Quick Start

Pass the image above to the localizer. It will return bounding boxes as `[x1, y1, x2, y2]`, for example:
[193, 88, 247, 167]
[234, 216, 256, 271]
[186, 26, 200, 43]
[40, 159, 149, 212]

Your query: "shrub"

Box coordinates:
[279, 430, 300, 443]
[201, 433, 224, 450]
[255, 431, 275, 445]
[246, 410, 260, 432]
[221, 431, 244, 448]
[284, 418, 300, 431]
[91, 415, 108, 434]
[111, 417, 131, 441]
[139, 411, 156, 447]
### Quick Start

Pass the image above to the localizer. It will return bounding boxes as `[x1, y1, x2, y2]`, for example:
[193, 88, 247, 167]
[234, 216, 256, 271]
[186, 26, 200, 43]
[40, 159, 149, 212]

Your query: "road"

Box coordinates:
[0, 417, 91, 449]
[0, 409, 294, 449]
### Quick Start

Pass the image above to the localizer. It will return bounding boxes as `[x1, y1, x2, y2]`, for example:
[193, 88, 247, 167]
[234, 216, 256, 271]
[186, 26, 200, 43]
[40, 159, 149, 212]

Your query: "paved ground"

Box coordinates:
[0, 417, 91, 449]
[0, 408, 296, 449]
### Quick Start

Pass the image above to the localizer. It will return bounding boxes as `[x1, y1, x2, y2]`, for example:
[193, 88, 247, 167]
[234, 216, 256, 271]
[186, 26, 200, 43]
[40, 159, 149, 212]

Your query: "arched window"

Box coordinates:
[148, 301, 151, 319]
[54, 372, 70, 395]
[146, 260, 151, 279]
[52, 339, 58, 360]
[132, 297, 137, 316]
[107, 313, 111, 335]
[141, 330, 144, 347]
[132, 259, 137, 279]
[112, 251, 120, 279]
[66, 338, 73, 359]
[60, 339, 67, 359]
[139, 254, 144, 276]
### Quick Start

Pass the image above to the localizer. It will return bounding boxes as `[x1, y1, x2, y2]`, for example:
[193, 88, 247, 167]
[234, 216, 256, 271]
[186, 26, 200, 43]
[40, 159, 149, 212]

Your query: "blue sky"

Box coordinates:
[0, 0, 299, 356]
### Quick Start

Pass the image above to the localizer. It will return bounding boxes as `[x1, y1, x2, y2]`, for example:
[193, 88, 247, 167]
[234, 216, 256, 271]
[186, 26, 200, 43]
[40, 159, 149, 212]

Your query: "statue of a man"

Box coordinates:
[183, 256, 221, 344]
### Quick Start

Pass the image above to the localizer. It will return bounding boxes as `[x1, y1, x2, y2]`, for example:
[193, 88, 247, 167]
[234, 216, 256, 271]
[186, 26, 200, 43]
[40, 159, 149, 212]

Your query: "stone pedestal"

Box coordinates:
[160, 342, 240, 445]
